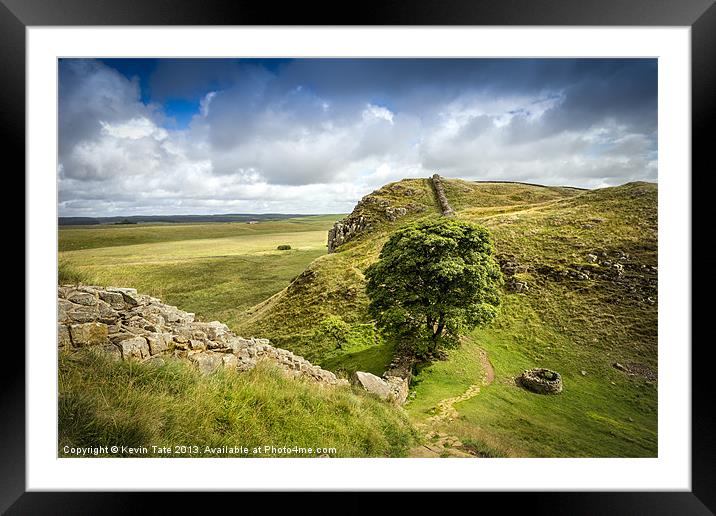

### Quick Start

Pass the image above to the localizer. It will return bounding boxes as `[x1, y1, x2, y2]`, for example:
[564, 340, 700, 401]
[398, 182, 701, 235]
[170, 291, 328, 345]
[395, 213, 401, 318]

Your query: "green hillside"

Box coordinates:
[237, 178, 658, 457]
[58, 177, 657, 458]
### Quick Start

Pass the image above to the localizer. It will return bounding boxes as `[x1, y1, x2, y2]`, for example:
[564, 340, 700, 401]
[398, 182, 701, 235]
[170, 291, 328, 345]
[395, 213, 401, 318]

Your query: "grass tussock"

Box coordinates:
[59, 350, 417, 458]
[58, 260, 92, 285]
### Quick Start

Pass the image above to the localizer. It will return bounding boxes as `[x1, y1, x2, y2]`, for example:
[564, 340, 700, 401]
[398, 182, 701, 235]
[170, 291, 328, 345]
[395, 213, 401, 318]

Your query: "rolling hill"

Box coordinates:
[236, 177, 658, 457]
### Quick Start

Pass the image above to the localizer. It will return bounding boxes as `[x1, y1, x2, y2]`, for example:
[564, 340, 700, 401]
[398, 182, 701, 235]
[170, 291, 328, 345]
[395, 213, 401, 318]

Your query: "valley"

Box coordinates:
[58, 177, 658, 458]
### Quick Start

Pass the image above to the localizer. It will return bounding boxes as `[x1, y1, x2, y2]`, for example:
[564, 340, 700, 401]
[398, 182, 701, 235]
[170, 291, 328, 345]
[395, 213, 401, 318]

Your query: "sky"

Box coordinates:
[58, 58, 657, 217]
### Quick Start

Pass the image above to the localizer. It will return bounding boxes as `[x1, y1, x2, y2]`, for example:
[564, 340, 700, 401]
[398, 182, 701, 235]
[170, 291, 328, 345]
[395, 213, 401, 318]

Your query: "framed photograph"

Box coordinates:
[8, 0, 714, 512]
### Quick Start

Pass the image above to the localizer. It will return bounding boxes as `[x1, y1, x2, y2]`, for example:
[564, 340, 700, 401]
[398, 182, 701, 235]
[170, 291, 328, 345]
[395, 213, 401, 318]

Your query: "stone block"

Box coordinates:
[58, 324, 71, 349]
[67, 291, 97, 306]
[69, 322, 109, 347]
[118, 336, 150, 361]
[190, 352, 223, 375]
[146, 332, 172, 355]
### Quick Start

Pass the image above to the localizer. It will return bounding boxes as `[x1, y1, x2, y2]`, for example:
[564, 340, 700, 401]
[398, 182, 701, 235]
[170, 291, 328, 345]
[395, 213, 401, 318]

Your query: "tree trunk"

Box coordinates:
[430, 314, 445, 352]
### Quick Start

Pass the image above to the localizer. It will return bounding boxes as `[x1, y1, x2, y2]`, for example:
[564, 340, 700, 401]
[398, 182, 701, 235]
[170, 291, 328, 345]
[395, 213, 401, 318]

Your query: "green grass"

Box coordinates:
[58, 260, 91, 285]
[58, 215, 342, 252]
[58, 213, 395, 373]
[270, 321, 395, 376]
[405, 294, 657, 457]
[407, 337, 490, 422]
[59, 349, 417, 458]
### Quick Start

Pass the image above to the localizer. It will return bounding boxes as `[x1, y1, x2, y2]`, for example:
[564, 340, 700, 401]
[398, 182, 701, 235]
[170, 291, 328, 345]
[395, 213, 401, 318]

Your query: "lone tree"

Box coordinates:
[365, 217, 503, 358]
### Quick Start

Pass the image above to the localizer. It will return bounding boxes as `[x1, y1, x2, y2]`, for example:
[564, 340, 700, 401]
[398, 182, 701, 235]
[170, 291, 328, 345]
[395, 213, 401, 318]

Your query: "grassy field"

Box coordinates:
[59, 349, 416, 457]
[58, 215, 339, 331]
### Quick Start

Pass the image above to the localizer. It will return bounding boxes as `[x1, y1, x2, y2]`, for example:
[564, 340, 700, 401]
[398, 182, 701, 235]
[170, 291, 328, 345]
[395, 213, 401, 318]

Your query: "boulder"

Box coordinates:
[58, 286, 74, 299]
[58, 299, 75, 323]
[102, 343, 122, 361]
[68, 305, 99, 323]
[189, 339, 206, 351]
[351, 371, 392, 401]
[173, 331, 190, 344]
[97, 303, 120, 324]
[385, 375, 410, 405]
[107, 287, 139, 306]
[225, 337, 252, 353]
[204, 321, 229, 340]
[222, 354, 239, 370]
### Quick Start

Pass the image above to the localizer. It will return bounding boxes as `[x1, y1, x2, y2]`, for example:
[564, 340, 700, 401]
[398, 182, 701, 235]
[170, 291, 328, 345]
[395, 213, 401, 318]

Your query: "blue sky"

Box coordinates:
[58, 58, 657, 216]
[96, 58, 295, 129]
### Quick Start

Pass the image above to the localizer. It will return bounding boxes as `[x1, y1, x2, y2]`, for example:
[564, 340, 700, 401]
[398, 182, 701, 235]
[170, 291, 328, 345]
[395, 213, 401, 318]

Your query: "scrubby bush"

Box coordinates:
[316, 315, 351, 349]
[277, 244, 292, 250]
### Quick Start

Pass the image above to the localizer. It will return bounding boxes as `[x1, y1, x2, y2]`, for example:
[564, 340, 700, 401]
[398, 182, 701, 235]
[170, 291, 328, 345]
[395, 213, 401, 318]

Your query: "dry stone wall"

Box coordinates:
[58, 285, 348, 387]
[431, 174, 454, 216]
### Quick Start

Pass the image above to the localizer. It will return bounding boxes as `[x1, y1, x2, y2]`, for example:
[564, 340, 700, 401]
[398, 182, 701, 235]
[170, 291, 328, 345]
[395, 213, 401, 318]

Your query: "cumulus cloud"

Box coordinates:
[58, 58, 657, 216]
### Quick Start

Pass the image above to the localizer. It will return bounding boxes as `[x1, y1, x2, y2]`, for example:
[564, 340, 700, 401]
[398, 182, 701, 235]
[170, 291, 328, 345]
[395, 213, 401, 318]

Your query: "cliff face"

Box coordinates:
[58, 285, 347, 386]
[327, 214, 370, 253]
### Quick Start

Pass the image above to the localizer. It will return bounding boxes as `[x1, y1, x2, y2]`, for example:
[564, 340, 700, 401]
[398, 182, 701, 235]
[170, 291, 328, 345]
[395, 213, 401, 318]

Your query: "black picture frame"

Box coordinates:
[6, 0, 714, 513]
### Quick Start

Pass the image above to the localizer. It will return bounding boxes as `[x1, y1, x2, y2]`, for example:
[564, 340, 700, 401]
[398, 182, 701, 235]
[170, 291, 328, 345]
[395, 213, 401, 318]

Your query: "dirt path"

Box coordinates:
[409, 347, 495, 458]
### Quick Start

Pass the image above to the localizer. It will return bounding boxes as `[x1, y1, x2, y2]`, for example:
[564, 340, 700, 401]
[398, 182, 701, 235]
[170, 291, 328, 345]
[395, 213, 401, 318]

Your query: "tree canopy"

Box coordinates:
[365, 217, 503, 358]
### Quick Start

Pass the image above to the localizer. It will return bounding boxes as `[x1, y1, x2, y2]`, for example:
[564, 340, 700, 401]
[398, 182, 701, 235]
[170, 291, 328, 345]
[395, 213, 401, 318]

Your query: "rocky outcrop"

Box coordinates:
[431, 174, 454, 216]
[58, 285, 348, 387]
[327, 184, 427, 253]
[327, 214, 370, 253]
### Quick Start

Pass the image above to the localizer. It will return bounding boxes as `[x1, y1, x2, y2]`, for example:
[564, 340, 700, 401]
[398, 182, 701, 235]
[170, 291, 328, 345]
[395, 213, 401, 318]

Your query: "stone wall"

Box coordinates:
[431, 174, 455, 216]
[58, 285, 348, 387]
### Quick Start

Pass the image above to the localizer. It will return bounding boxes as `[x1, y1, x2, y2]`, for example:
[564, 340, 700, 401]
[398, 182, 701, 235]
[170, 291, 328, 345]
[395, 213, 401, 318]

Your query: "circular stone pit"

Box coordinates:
[519, 368, 563, 394]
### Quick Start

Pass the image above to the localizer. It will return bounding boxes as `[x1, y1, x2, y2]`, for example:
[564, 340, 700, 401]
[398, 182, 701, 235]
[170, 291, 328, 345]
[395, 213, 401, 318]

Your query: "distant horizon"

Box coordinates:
[58, 213, 336, 221]
[58, 177, 658, 221]
[57, 177, 658, 220]
[59, 58, 657, 217]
